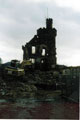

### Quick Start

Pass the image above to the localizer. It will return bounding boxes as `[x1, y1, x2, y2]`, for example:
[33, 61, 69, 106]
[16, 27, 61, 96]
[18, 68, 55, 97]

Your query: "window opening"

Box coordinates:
[32, 46, 36, 54]
[41, 60, 44, 63]
[31, 58, 35, 64]
[42, 49, 45, 56]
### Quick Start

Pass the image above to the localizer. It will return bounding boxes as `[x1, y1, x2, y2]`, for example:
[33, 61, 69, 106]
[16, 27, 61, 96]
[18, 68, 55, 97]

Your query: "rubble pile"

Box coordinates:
[0, 77, 37, 99]
[0, 70, 59, 99]
[24, 70, 58, 85]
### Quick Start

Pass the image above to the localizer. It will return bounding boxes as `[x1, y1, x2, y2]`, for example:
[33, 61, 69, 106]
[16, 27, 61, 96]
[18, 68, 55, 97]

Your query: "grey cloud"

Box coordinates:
[0, 0, 80, 65]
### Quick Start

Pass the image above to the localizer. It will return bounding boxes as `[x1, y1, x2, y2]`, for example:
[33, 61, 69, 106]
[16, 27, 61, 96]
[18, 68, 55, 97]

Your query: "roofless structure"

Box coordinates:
[22, 18, 57, 70]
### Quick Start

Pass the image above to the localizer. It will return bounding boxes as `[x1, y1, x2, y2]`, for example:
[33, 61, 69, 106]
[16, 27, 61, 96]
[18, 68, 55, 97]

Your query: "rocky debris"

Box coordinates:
[0, 70, 79, 103]
[0, 70, 59, 99]
[24, 70, 59, 86]
[0, 76, 37, 99]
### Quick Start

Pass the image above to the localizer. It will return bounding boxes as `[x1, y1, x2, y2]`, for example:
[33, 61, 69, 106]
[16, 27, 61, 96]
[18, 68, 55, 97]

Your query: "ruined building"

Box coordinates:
[22, 18, 57, 70]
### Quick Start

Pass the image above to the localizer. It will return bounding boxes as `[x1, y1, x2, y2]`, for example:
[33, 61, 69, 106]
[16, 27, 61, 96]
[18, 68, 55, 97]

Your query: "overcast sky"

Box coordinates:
[0, 0, 80, 66]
